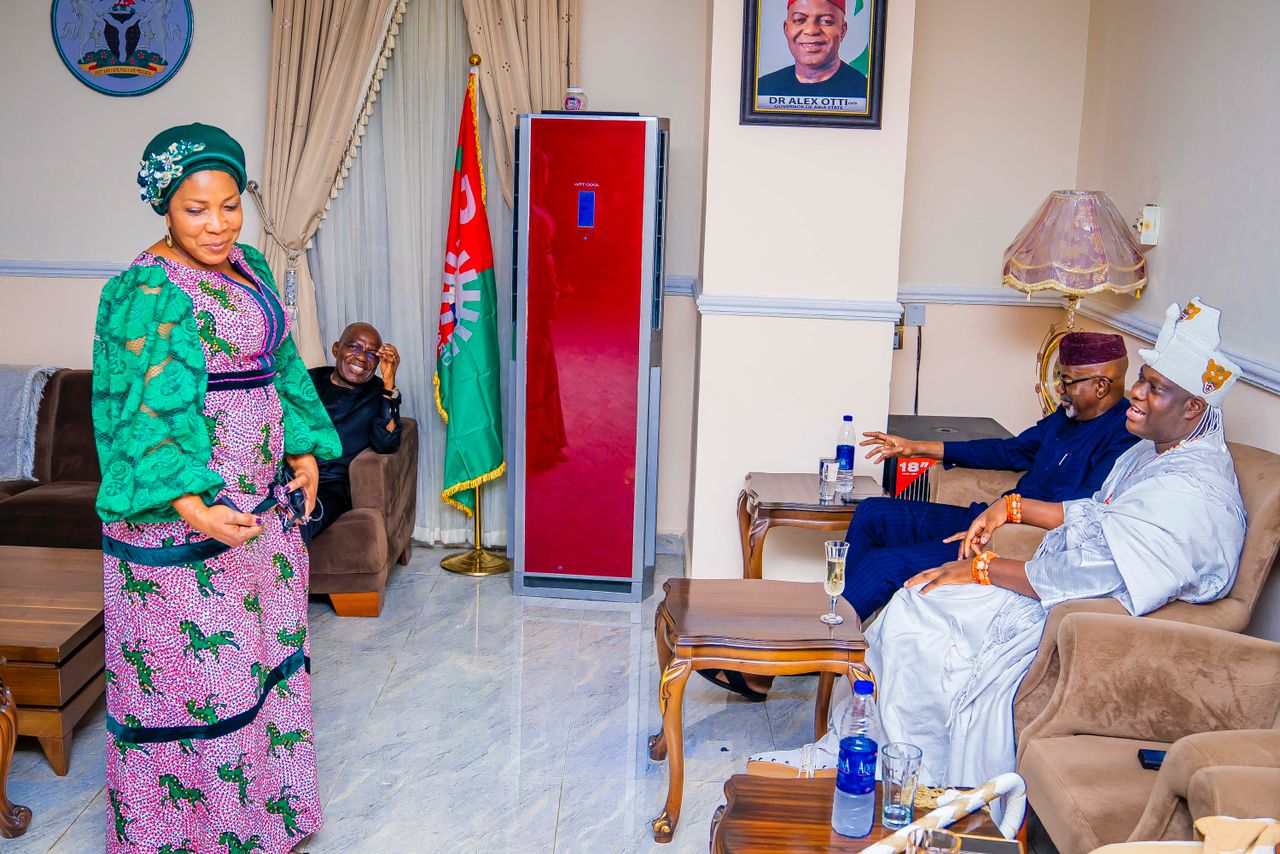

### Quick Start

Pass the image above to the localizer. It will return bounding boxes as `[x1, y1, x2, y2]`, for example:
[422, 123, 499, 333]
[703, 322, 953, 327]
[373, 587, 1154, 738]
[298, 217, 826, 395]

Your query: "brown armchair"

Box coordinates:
[308, 418, 418, 618]
[1015, 613, 1280, 854]
[927, 442, 1280, 732]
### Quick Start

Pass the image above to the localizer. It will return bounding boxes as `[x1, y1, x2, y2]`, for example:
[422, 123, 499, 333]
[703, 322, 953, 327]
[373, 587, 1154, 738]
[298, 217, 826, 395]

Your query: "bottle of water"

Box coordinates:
[835, 679, 886, 748]
[836, 415, 856, 492]
[832, 734, 877, 837]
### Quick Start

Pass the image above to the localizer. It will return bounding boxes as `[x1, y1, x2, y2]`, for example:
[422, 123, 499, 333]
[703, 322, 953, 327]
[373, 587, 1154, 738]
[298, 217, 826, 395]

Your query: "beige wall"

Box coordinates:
[687, 0, 918, 578]
[1076, 0, 1280, 366]
[577, 0, 709, 280]
[577, 0, 712, 537]
[0, 0, 271, 366]
[899, 0, 1092, 286]
[700, 2, 916, 302]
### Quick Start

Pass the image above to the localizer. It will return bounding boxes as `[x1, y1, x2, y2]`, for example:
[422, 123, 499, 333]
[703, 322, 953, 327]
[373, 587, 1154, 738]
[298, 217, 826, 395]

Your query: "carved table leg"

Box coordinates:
[745, 517, 770, 581]
[815, 671, 835, 741]
[737, 491, 751, 576]
[0, 667, 33, 839]
[651, 657, 692, 843]
[648, 609, 675, 762]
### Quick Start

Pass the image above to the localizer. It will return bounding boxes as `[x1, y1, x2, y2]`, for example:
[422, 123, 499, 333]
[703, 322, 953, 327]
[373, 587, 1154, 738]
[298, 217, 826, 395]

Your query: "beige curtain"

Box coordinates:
[462, 0, 580, 207]
[260, 0, 410, 365]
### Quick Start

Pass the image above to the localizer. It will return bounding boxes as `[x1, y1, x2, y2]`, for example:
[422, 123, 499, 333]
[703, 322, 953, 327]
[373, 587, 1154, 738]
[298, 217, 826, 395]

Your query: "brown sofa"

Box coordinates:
[0, 369, 417, 617]
[1016, 613, 1280, 853]
[929, 441, 1280, 732]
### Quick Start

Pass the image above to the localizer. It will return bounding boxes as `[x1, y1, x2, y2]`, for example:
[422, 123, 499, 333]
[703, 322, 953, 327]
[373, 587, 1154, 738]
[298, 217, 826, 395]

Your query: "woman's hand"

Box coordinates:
[905, 558, 974, 594]
[944, 500, 1009, 559]
[172, 494, 263, 548]
[284, 453, 320, 520]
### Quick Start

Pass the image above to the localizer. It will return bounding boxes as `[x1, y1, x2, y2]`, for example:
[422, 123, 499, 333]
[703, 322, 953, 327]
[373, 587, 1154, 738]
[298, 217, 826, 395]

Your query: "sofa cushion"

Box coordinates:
[1022, 734, 1168, 854]
[308, 507, 388, 593]
[47, 371, 100, 483]
[0, 480, 38, 501]
[0, 481, 102, 549]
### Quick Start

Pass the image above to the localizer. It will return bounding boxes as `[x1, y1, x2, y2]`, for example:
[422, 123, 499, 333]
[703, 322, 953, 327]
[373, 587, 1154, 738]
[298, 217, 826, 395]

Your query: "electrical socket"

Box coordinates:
[903, 303, 926, 327]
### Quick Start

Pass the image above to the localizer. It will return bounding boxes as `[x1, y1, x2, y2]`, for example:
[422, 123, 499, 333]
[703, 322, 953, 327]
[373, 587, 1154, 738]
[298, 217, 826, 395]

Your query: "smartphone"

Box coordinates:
[1137, 748, 1166, 771]
[958, 834, 1023, 853]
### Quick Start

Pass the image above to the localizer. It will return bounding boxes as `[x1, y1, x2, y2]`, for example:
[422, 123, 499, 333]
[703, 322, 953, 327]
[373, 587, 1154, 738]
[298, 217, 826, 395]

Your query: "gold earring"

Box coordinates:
[165, 229, 174, 249]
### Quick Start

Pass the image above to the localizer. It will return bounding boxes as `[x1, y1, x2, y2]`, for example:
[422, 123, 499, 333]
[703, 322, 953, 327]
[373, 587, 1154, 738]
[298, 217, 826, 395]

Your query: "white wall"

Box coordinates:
[0, 0, 272, 366]
[1076, 0, 1280, 368]
[687, 0, 918, 579]
[899, 0, 1092, 287]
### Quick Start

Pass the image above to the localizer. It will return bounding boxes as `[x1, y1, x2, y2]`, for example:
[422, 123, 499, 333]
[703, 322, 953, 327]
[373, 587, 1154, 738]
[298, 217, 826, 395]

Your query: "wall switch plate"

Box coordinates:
[903, 303, 926, 326]
[1138, 204, 1161, 246]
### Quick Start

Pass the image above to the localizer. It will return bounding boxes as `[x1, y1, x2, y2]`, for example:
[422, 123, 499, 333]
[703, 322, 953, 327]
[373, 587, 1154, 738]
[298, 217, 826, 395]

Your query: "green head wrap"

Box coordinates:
[137, 123, 247, 214]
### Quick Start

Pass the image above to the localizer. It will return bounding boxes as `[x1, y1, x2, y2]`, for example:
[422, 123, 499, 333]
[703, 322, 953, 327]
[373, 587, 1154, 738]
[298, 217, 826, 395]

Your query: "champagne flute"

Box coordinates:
[821, 540, 849, 625]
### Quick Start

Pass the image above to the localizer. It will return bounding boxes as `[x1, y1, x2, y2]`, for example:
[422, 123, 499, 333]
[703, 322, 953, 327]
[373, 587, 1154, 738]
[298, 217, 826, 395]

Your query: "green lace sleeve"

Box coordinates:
[238, 244, 341, 460]
[92, 264, 224, 523]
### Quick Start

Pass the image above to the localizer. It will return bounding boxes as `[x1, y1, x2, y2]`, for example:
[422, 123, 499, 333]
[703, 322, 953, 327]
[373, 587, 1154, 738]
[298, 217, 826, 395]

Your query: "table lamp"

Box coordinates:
[1003, 190, 1147, 413]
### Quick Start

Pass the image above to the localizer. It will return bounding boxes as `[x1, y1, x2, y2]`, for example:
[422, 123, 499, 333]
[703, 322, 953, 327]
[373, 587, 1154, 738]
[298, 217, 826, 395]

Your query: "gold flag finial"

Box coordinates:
[469, 54, 481, 67]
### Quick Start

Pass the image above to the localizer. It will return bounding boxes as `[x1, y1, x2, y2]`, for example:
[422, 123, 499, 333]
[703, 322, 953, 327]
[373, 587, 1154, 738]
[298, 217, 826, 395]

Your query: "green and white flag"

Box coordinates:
[434, 68, 503, 515]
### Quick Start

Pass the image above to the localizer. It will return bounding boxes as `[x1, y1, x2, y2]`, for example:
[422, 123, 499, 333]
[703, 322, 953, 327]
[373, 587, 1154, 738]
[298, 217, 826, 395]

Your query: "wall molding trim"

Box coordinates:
[664, 275, 696, 298]
[897, 284, 1280, 396]
[694, 278, 901, 322]
[0, 260, 124, 279]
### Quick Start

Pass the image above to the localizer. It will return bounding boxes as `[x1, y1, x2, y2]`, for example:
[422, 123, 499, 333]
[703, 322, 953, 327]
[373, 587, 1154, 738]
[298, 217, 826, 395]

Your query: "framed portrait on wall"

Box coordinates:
[740, 0, 887, 129]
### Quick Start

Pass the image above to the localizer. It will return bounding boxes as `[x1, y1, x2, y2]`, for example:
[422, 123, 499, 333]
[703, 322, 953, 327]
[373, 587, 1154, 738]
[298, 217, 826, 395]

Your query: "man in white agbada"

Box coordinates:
[750, 297, 1247, 789]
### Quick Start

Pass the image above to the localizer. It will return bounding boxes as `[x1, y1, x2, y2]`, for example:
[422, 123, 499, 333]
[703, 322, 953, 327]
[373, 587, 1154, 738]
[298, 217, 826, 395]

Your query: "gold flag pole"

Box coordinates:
[441, 483, 511, 576]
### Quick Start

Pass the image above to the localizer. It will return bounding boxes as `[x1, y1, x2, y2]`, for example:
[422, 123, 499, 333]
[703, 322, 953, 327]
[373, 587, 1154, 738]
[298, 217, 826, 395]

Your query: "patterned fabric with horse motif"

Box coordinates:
[93, 243, 339, 853]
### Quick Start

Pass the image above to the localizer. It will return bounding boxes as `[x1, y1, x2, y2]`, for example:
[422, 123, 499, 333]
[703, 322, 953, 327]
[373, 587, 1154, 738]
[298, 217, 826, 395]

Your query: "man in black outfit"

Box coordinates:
[306, 322, 402, 540]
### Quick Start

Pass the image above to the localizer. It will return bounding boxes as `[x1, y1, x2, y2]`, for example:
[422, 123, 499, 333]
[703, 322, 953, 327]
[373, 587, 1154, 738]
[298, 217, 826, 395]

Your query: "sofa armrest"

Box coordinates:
[1014, 598, 1131, 740]
[930, 466, 1021, 508]
[1017, 613, 1280, 749]
[1188, 765, 1280, 824]
[1127, 731, 1280, 841]
[990, 524, 1049, 561]
[349, 417, 418, 514]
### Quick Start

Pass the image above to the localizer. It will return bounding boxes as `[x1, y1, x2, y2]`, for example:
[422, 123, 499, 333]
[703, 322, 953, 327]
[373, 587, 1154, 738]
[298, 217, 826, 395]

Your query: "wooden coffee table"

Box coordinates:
[647, 579, 868, 843]
[710, 776, 1008, 853]
[738, 474, 884, 579]
[0, 546, 105, 777]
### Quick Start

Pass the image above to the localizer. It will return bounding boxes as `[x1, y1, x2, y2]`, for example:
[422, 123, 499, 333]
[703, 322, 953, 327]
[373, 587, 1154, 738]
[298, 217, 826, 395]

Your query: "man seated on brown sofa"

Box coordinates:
[306, 322, 402, 540]
[749, 297, 1247, 794]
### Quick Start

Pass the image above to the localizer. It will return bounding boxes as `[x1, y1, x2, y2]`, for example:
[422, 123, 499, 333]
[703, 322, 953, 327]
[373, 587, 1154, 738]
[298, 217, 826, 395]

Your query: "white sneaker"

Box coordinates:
[747, 729, 843, 778]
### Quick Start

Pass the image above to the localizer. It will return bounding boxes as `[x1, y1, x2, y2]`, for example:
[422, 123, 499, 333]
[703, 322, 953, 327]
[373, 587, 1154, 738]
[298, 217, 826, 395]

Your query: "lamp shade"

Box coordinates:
[1002, 190, 1147, 297]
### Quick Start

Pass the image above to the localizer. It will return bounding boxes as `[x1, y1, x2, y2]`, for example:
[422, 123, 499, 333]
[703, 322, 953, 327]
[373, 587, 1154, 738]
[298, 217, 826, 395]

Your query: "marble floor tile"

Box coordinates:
[2, 546, 850, 853]
[554, 776, 726, 854]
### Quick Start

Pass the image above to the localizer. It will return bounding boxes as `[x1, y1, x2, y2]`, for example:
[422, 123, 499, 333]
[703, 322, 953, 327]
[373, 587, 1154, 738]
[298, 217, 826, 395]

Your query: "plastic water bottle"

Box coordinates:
[836, 415, 856, 491]
[835, 680, 886, 748]
[832, 735, 877, 837]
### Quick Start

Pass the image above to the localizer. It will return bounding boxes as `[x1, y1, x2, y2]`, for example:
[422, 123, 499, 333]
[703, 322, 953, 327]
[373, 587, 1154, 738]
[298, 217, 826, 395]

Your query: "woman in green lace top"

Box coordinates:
[92, 123, 338, 854]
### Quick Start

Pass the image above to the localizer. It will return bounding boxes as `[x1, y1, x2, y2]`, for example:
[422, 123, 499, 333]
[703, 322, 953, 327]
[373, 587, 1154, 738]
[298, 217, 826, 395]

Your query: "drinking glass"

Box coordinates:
[880, 741, 923, 829]
[906, 828, 961, 854]
[821, 540, 849, 625]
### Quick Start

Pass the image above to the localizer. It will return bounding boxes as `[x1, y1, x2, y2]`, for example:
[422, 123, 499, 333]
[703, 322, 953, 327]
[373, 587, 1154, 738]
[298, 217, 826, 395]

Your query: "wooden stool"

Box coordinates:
[0, 663, 32, 839]
[647, 578, 868, 843]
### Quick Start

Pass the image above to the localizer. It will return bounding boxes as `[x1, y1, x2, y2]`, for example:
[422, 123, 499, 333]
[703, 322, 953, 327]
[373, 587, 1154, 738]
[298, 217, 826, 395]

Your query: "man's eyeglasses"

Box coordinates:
[343, 343, 380, 363]
[1054, 372, 1112, 389]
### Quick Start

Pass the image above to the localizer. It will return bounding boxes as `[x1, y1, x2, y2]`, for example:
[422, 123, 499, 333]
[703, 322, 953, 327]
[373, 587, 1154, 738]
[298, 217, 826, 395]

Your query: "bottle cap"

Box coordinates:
[854, 679, 875, 695]
[843, 414, 853, 421]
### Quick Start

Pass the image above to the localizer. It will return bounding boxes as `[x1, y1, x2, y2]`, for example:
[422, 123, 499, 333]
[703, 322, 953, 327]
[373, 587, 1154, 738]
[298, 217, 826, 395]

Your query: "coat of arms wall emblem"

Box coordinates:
[51, 0, 193, 97]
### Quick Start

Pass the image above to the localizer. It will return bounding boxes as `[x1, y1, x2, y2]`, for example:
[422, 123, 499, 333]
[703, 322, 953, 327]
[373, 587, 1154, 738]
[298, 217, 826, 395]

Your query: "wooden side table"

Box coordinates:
[0, 662, 32, 839]
[709, 776, 1009, 853]
[647, 579, 869, 843]
[738, 474, 883, 579]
